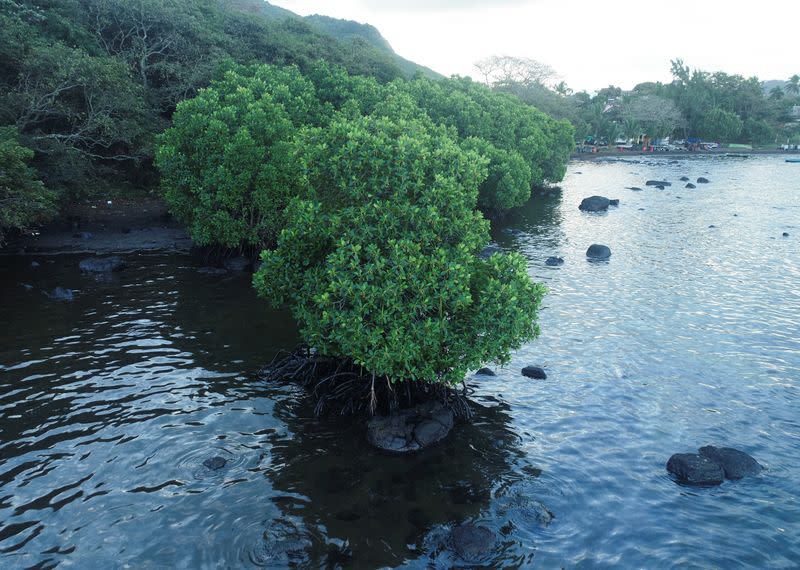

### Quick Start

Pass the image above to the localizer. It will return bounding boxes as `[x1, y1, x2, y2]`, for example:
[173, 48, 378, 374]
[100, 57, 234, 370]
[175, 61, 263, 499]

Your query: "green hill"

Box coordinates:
[0, 0, 443, 206]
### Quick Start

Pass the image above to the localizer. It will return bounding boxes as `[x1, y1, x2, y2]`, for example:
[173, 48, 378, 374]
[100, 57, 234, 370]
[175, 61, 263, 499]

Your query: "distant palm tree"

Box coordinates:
[786, 75, 800, 95]
[769, 86, 785, 100]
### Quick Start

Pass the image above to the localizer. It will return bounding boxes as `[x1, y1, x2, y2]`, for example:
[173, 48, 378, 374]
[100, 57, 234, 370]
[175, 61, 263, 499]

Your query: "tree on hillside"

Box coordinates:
[474, 55, 557, 89]
[786, 74, 800, 95]
[0, 127, 56, 244]
[699, 107, 743, 142]
[619, 94, 683, 139]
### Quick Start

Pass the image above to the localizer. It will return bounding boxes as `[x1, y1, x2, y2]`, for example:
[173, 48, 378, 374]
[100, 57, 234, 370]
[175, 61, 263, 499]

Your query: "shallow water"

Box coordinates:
[1, 155, 799, 568]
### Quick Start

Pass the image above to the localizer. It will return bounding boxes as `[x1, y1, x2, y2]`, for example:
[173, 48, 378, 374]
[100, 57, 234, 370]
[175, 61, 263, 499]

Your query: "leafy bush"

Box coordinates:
[155, 65, 316, 249]
[0, 127, 56, 244]
[254, 115, 545, 386]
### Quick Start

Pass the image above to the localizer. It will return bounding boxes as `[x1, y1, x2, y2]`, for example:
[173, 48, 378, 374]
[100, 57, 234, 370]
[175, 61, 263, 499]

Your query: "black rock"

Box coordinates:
[680, 176, 690, 181]
[521, 366, 547, 380]
[366, 401, 454, 453]
[30, 261, 40, 269]
[586, 244, 611, 260]
[121, 227, 131, 234]
[579, 195, 611, 212]
[496, 493, 555, 526]
[698, 446, 762, 480]
[479, 244, 503, 259]
[224, 256, 251, 273]
[627, 187, 643, 191]
[20, 283, 34, 291]
[666, 453, 724, 486]
[49, 287, 74, 301]
[449, 524, 495, 563]
[685, 183, 696, 189]
[697, 177, 710, 184]
[545, 256, 564, 266]
[782, 232, 790, 237]
[476, 367, 496, 376]
[709, 225, 716, 229]
[646, 180, 672, 187]
[202, 456, 227, 471]
[609, 199, 620, 206]
[79, 256, 125, 273]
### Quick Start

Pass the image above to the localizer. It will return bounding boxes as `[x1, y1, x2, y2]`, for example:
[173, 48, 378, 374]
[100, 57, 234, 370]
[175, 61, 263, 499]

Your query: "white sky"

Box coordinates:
[271, 0, 799, 92]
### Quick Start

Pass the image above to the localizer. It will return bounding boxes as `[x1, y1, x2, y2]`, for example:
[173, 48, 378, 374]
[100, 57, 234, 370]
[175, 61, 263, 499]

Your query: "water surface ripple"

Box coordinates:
[1, 155, 798, 568]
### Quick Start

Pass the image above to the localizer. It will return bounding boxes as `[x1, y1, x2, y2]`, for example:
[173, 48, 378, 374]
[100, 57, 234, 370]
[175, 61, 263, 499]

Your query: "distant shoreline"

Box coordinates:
[571, 148, 800, 160]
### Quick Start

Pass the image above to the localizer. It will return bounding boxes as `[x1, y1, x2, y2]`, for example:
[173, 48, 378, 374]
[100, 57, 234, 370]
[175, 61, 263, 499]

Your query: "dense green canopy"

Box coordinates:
[254, 114, 545, 386]
[156, 63, 574, 250]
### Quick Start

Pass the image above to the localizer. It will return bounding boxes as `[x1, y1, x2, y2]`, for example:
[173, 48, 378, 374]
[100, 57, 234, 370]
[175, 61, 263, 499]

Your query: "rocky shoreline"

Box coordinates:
[572, 148, 800, 160]
[2, 197, 192, 256]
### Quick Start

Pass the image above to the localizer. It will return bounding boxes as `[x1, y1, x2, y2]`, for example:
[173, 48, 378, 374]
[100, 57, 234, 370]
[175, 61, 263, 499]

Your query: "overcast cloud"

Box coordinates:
[272, 0, 799, 92]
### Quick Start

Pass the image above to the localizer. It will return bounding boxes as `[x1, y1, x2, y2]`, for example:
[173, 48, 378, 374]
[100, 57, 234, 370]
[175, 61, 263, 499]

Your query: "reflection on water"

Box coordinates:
[1, 155, 799, 567]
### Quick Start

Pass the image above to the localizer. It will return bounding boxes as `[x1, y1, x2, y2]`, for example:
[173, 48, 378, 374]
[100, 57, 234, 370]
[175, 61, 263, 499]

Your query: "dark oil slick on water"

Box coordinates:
[1, 155, 798, 568]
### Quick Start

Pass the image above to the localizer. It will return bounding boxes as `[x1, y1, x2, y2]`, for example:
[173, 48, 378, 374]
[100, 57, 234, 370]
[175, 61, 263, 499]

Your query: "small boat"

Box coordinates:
[786, 158, 800, 163]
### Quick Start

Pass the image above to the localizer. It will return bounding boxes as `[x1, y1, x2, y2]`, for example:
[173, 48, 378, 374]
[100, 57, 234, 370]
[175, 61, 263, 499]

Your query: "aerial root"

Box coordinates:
[259, 346, 473, 419]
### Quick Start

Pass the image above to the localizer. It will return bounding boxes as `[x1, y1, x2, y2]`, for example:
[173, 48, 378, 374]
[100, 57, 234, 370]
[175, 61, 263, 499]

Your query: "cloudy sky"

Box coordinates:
[271, 0, 798, 92]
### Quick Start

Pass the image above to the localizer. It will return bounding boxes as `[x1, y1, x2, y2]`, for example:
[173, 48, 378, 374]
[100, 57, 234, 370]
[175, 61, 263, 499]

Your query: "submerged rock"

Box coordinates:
[476, 367, 496, 376]
[579, 195, 610, 212]
[496, 493, 555, 527]
[479, 244, 503, 259]
[586, 244, 611, 260]
[449, 524, 495, 563]
[697, 177, 710, 184]
[698, 446, 762, 480]
[202, 456, 227, 471]
[685, 183, 696, 189]
[627, 186, 643, 191]
[545, 256, 564, 266]
[646, 180, 672, 187]
[251, 519, 312, 567]
[680, 176, 690, 181]
[79, 256, 125, 273]
[782, 232, 790, 237]
[224, 256, 251, 273]
[666, 453, 724, 486]
[49, 287, 75, 302]
[609, 199, 620, 206]
[521, 366, 547, 380]
[366, 401, 454, 453]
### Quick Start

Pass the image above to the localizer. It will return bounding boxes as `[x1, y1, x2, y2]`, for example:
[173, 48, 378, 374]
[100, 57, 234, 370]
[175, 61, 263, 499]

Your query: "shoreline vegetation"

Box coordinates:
[5, 148, 797, 256]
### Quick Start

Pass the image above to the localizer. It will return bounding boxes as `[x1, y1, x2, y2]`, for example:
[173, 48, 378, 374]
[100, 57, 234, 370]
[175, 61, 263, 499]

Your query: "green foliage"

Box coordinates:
[155, 65, 315, 248]
[399, 76, 574, 207]
[0, 127, 57, 244]
[0, 0, 412, 207]
[742, 118, 774, 145]
[156, 62, 575, 250]
[699, 107, 743, 142]
[254, 115, 545, 386]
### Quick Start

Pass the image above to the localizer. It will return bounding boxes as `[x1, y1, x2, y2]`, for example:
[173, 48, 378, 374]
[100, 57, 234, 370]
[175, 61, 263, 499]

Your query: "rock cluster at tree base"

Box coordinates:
[366, 401, 454, 453]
